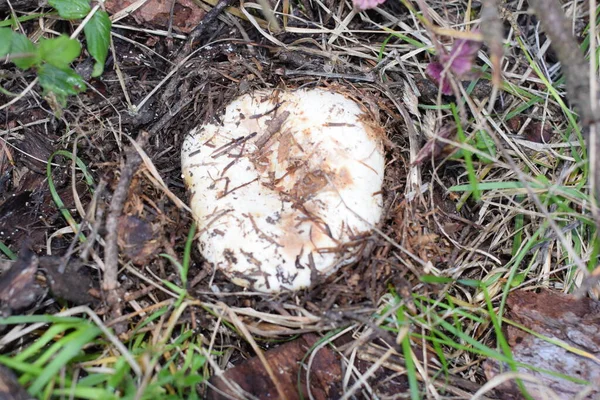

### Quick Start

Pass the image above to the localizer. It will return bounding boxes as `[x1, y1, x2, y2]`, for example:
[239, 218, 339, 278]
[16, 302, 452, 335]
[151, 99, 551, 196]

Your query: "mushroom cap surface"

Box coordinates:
[181, 88, 385, 292]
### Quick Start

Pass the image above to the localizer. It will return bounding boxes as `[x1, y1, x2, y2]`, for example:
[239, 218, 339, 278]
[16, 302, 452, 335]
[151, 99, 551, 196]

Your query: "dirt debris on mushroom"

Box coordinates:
[181, 88, 385, 292]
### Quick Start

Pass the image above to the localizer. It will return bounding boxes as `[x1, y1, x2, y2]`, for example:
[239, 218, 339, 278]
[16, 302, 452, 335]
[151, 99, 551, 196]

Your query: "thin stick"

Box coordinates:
[103, 131, 150, 332]
[527, 0, 599, 235]
[589, 0, 599, 232]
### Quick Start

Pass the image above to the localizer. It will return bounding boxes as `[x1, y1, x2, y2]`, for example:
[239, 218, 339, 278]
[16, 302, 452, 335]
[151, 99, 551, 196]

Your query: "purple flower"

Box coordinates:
[353, 0, 386, 10]
[426, 62, 452, 95]
[426, 36, 481, 95]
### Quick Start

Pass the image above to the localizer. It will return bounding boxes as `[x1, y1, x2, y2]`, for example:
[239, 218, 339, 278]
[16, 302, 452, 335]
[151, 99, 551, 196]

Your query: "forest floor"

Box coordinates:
[0, 0, 599, 399]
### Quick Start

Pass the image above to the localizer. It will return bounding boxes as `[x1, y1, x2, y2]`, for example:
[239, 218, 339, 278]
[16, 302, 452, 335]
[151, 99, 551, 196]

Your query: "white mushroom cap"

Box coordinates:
[181, 88, 385, 292]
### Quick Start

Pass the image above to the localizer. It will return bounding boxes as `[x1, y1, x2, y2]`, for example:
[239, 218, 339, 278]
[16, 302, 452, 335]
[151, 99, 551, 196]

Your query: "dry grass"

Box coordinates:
[0, 0, 599, 398]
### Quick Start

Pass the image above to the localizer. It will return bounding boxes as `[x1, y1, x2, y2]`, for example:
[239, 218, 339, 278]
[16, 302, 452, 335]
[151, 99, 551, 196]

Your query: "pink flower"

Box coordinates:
[353, 0, 386, 10]
[426, 36, 481, 95]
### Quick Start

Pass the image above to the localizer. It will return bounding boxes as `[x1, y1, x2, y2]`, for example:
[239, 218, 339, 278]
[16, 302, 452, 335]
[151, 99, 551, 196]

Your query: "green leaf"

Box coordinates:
[0, 240, 16, 259]
[48, 0, 91, 19]
[419, 275, 453, 284]
[107, 358, 130, 391]
[0, 315, 85, 325]
[83, 10, 111, 77]
[38, 63, 85, 106]
[180, 374, 205, 386]
[457, 278, 484, 287]
[38, 35, 81, 69]
[9, 31, 39, 69]
[53, 387, 117, 400]
[449, 181, 526, 192]
[160, 279, 185, 295]
[0, 28, 13, 57]
[474, 130, 496, 164]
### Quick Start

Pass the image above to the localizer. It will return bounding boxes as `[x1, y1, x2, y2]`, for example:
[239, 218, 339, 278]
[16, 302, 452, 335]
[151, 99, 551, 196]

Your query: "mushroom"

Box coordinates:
[181, 88, 385, 292]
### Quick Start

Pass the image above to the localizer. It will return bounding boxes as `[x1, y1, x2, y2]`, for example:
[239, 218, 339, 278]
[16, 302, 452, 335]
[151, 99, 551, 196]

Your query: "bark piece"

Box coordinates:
[508, 117, 554, 144]
[105, 0, 206, 33]
[208, 333, 342, 400]
[0, 248, 99, 318]
[15, 130, 54, 174]
[484, 290, 600, 399]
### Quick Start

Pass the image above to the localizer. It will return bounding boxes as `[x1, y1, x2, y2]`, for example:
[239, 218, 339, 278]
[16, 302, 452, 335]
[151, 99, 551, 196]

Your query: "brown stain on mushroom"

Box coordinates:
[278, 212, 308, 260]
[278, 210, 337, 263]
[290, 170, 328, 200]
[277, 130, 294, 164]
[333, 166, 353, 188]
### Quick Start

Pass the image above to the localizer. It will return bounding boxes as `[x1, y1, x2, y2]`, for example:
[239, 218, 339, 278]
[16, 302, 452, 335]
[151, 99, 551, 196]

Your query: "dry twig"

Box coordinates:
[527, 0, 600, 230]
[103, 131, 150, 333]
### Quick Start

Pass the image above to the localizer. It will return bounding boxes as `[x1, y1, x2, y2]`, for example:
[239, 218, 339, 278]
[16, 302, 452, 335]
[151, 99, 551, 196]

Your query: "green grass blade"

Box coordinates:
[29, 324, 102, 395]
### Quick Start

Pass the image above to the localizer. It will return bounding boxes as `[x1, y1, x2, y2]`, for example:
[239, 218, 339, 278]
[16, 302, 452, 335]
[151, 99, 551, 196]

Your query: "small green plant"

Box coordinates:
[453, 129, 497, 164]
[0, 0, 111, 106]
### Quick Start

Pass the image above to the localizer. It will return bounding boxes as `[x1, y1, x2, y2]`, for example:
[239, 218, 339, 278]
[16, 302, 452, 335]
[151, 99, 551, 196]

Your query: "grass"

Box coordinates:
[46, 149, 96, 242]
[1, 0, 599, 398]
[0, 303, 210, 399]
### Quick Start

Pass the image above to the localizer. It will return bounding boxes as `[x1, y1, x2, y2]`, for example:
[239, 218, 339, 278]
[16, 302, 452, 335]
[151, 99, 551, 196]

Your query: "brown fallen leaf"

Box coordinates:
[507, 117, 553, 144]
[117, 215, 162, 266]
[0, 248, 100, 319]
[40, 257, 99, 306]
[207, 333, 342, 400]
[412, 123, 457, 166]
[484, 290, 600, 399]
[0, 247, 42, 318]
[524, 122, 553, 144]
[0, 365, 32, 400]
[105, 0, 206, 33]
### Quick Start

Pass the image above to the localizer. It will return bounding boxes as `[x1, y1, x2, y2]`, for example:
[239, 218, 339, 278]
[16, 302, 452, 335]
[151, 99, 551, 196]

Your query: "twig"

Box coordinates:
[254, 111, 290, 149]
[481, 1, 503, 89]
[527, 0, 594, 126]
[0, 78, 37, 112]
[527, 0, 600, 237]
[103, 131, 150, 333]
[278, 69, 376, 82]
[481, 0, 504, 115]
